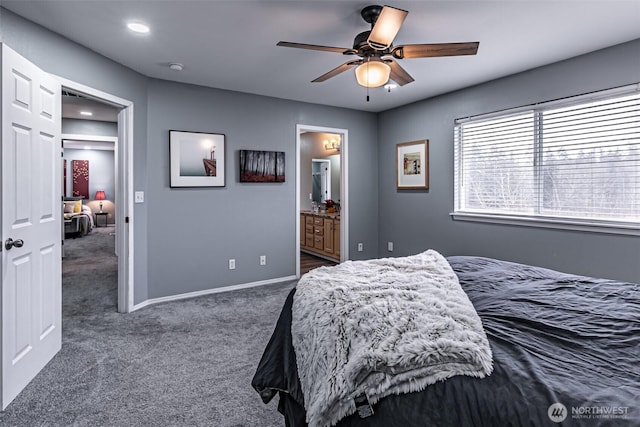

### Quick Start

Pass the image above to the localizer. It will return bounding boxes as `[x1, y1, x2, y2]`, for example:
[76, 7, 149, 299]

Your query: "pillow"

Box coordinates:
[63, 202, 74, 213]
[82, 205, 92, 213]
[73, 200, 82, 213]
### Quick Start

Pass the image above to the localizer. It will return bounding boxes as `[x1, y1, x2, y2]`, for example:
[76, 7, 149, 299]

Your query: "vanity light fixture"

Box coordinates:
[324, 137, 341, 151]
[127, 21, 150, 34]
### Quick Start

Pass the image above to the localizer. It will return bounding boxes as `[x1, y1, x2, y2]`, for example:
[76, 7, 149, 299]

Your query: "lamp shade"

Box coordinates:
[94, 190, 106, 201]
[355, 59, 391, 88]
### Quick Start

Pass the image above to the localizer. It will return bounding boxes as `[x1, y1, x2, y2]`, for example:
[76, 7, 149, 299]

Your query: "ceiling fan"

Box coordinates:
[277, 4, 479, 89]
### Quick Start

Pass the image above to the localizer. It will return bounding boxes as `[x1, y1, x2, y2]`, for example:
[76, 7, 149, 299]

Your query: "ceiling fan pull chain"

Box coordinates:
[366, 60, 370, 102]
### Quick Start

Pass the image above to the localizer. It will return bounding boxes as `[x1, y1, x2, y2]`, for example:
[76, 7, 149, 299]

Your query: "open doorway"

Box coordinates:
[296, 125, 349, 277]
[57, 77, 134, 313]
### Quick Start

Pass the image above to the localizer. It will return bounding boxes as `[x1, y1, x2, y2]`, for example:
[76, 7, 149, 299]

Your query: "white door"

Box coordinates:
[1, 44, 62, 410]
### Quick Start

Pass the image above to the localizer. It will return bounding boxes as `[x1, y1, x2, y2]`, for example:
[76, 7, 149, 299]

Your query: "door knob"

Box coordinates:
[4, 238, 24, 250]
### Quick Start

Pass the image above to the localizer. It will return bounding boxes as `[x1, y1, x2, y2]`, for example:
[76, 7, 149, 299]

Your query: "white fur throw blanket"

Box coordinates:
[292, 250, 493, 427]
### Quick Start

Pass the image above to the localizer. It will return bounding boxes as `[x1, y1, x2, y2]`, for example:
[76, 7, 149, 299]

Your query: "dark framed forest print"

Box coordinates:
[239, 150, 285, 183]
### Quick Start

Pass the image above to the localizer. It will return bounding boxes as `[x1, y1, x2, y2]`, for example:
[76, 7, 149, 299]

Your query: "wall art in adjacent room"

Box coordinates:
[72, 159, 89, 198]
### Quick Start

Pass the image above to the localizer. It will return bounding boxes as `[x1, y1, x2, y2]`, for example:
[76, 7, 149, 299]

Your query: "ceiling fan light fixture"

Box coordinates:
[367, 5, 408, 50]
[355, 59, 391, 88]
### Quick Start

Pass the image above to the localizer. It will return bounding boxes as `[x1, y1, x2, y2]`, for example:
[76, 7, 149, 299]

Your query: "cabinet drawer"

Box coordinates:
[306, 234, 315, 247]
[314, 236, 324, 250]
[313, 217, 324, 226]
[314, 226, 324, 236]
[305, 216, 315, 225]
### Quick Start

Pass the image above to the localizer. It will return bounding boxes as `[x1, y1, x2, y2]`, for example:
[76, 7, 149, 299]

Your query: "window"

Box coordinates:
[453, 85, 640, 234]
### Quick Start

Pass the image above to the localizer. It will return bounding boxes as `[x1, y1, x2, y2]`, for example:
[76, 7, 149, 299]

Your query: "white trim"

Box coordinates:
[296, 124, 349, 279]
[62, 134, 118, 143]
[451, 212, 640, 236]
[54, 74, 135, 313]
[130, 276, 297, 312]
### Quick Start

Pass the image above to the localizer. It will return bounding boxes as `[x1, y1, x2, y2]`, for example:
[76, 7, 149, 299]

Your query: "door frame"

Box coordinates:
[55, 76, 134, 313]
[296, 124, 349, 278]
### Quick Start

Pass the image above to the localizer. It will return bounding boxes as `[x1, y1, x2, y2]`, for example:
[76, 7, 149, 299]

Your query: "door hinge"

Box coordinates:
[125, 216, 129, 224]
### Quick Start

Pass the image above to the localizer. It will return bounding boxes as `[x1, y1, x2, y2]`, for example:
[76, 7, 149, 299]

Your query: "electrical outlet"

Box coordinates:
[260, 255, 266, 266]
[357, 243, 363, 252]
[388, 241, 394, 252]
[228, 259, 236, 270]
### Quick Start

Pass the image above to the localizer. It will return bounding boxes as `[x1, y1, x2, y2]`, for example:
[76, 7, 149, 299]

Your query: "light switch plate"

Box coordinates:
[135, 191, 144, 203]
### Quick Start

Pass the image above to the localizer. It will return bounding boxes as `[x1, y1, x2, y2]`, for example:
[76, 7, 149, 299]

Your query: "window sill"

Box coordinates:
[450, 212, 640, 236]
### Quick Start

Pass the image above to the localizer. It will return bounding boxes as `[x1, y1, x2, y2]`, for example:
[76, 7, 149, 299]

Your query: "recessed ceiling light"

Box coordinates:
[127, 21, 150, 34]
[169, 63, 184, 71]
[80, 111, 93, 116]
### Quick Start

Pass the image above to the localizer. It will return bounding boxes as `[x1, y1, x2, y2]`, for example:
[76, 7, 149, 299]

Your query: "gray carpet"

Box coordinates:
[0, 226, 292, 426]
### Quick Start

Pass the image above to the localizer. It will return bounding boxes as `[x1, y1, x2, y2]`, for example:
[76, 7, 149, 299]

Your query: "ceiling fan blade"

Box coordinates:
[277, 41, 354, 54]
[367, 5, 408, 50]
[312, 61, 360, 83]
[392, 42, 479, 59]
[387, 60, 414, 86]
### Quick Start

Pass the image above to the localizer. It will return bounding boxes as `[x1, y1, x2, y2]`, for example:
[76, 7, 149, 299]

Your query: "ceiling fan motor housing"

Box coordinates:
[352, 31, 382, 55]
[361, 5, 383, 25]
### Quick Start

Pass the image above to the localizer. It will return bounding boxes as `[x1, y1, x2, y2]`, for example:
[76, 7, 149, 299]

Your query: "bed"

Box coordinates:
[64, 198, 94, 237]
[252, 252, 639, 426]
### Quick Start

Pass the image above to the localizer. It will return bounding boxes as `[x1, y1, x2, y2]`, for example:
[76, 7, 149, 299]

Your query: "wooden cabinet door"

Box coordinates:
[305, 215, 315, 248]
[324, 219, 334, 254]
[334, 219, 340, 259]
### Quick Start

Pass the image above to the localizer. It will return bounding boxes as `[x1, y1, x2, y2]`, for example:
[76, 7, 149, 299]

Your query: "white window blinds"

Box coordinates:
[454, 86, 640, 228]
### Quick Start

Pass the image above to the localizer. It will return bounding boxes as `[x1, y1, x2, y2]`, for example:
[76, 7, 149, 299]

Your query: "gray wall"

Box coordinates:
[145, 80, 377, 298]
[377, 39, 640, 283]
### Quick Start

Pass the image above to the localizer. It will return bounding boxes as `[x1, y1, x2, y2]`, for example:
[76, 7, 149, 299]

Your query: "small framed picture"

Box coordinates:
[170, 130, 225, 187]
[239, 150, 285, 183]
[396, 139, 429, 190]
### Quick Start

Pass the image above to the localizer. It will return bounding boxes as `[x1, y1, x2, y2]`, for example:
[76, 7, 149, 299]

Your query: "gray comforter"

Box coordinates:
[252, 256, 640, 426]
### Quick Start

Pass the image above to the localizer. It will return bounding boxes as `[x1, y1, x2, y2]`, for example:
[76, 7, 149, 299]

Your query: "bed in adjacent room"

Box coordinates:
[252, 252, 639, 426]
[64, 198, 94, 237]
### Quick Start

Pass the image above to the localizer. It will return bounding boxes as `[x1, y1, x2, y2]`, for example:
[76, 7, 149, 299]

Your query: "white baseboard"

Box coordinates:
[130, 275, 297, 312]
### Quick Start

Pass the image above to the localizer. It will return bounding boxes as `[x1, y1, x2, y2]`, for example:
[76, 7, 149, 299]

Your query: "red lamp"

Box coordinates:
[94, 190, 106, 212]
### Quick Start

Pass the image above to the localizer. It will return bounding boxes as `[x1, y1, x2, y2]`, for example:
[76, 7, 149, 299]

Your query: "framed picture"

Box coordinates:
[170, 130, 225, 187]
[239, 150, 285, 183]
[396, 139, 429, 190]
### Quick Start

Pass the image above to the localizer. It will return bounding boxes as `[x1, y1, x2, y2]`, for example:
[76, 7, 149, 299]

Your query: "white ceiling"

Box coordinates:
[3, 0, 640, 113]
